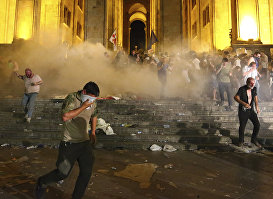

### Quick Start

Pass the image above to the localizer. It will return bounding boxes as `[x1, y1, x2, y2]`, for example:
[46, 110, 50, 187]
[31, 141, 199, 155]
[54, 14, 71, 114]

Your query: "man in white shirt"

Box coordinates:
[15, 68, 43, 123]
[242, 62, 261, 98]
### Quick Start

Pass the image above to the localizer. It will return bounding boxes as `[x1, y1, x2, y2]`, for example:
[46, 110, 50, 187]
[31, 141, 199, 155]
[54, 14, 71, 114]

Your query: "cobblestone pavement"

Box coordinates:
[1, 147, 273, 199]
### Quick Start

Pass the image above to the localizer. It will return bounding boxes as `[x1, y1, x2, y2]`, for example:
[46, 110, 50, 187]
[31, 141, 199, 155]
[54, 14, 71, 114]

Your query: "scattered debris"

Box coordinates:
[121, 124, 138, 128]
[163, 145, 177, 152]
[137, 131, 142, 134]
[96, 118, 116, 135]
[178, 113, 185, 116]
[163, 125, 170, 128]
[164, 163, 174, 169]
[150, 144, 162, 151]
[26, 146, 37, 150]
[111, 167, 117, 170]
[1, 144, 9, 147]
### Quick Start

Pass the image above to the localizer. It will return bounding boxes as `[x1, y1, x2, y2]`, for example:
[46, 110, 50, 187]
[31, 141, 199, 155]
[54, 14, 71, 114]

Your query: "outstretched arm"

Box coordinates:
[14, 72, 23, 80]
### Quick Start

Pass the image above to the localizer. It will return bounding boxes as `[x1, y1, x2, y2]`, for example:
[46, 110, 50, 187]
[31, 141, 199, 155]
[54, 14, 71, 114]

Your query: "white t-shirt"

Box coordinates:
[192, 58, 200, 70]
[23, 74, 42, 93]
[235, 59, 241, 67]
[242, 66, 258, 83]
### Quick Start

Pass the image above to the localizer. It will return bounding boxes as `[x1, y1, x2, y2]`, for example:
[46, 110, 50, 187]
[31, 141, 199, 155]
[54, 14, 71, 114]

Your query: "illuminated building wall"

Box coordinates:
[258, 0, 273, 44]
[182, 0, 273, 52]
[15, 0, 34, 40]
[0, 0, 85, 46]
[2, 0, 271, 51]
[0, 0, 17, 44]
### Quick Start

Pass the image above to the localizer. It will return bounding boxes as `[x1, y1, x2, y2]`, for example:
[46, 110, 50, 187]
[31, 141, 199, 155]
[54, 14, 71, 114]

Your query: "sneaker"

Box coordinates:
[218, 101, 224, 106]
[26, 118, 31, 123]
[226, 106, 233, 111]
[34, 182, 46, 199]
[251, 140, 262, 148]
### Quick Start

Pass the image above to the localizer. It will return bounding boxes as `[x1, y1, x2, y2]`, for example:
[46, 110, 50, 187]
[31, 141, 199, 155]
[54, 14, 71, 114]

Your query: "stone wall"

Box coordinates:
[161, 0, 182, 53]
[85, 0, 105, 44]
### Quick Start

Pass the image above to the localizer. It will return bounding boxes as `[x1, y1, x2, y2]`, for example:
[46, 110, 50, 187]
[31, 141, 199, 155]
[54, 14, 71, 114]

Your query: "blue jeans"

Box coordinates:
[22, 92, 38, 118]
[218, 82, 233, 106]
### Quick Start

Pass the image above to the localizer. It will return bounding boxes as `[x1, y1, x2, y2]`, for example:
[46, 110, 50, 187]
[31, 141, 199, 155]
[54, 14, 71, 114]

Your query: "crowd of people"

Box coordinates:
[1, 46, 272, 198]
[111, 47, 273, 108]
[1, 46, 273, 116]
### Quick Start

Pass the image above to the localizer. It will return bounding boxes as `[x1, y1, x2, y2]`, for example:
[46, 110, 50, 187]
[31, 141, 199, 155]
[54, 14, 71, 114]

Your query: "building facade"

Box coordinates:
[1, 0, 273, 54]
[183, 0, 273, 52]
[0, 0, 85, 46]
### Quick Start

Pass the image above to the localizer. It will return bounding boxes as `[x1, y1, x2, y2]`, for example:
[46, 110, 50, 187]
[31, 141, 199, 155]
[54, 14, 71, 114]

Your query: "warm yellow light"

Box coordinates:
[17, 22, 32, 40]
[15, 0, 34, 40]
[129, 12, 147, 23]
[240, 16, 258, 40]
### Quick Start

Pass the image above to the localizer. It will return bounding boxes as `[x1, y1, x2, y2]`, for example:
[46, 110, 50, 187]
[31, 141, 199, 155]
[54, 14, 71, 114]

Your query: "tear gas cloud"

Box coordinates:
[0, 40, 215, 99]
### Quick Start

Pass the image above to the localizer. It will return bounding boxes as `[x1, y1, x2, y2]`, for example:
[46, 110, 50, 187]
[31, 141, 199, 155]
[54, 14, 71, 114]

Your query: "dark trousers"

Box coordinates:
[38, 140, 95, 199]
[238, 110, 260, 143]
[219, 82, 233, 106]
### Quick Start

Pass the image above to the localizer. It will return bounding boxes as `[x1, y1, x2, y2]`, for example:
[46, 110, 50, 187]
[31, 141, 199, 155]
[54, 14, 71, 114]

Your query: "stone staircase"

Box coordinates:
[1, 98, 273, 150]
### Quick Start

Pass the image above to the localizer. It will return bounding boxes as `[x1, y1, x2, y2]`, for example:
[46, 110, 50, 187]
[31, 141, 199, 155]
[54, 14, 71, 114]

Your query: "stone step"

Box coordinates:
[95, 141, 198, 151]
[229, 129, 273, 137]
[0, 130, 229, 145]
[1, 98, 273, 149]
[221, 122, 273, 130]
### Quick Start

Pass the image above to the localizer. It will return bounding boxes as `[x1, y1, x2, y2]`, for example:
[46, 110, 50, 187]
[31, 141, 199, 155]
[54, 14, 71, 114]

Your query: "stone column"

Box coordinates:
[0, 0, 17, 43]
[85, 0, 106, 45]
[15, 0, 35, 40]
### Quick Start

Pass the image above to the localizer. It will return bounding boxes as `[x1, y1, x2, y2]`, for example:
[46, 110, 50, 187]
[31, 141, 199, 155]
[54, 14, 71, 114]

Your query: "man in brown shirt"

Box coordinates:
[35, 81, 99, 199]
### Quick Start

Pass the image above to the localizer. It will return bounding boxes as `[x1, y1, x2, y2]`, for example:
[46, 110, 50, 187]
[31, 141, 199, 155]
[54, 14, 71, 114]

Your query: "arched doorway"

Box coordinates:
[123, 2, 149, 54]
[130, 20, 146, 54]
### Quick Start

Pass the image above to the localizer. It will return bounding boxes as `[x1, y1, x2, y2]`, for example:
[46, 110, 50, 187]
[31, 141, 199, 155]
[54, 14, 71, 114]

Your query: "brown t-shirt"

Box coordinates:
[61, 91, 98, 143]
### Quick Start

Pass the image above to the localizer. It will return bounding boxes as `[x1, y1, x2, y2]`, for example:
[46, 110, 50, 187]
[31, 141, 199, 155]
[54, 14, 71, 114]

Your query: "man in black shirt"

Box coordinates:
[234, 77, 261, 147]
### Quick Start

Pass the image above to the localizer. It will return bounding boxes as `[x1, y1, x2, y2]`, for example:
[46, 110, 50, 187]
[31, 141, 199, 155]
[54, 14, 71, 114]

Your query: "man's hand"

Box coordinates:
[256, 107, 260, 114]
[31, 82, 36, 86]
[81, 100, 93, 109]
[90, 134, 96, 145]
[244, 103, 251, 109]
